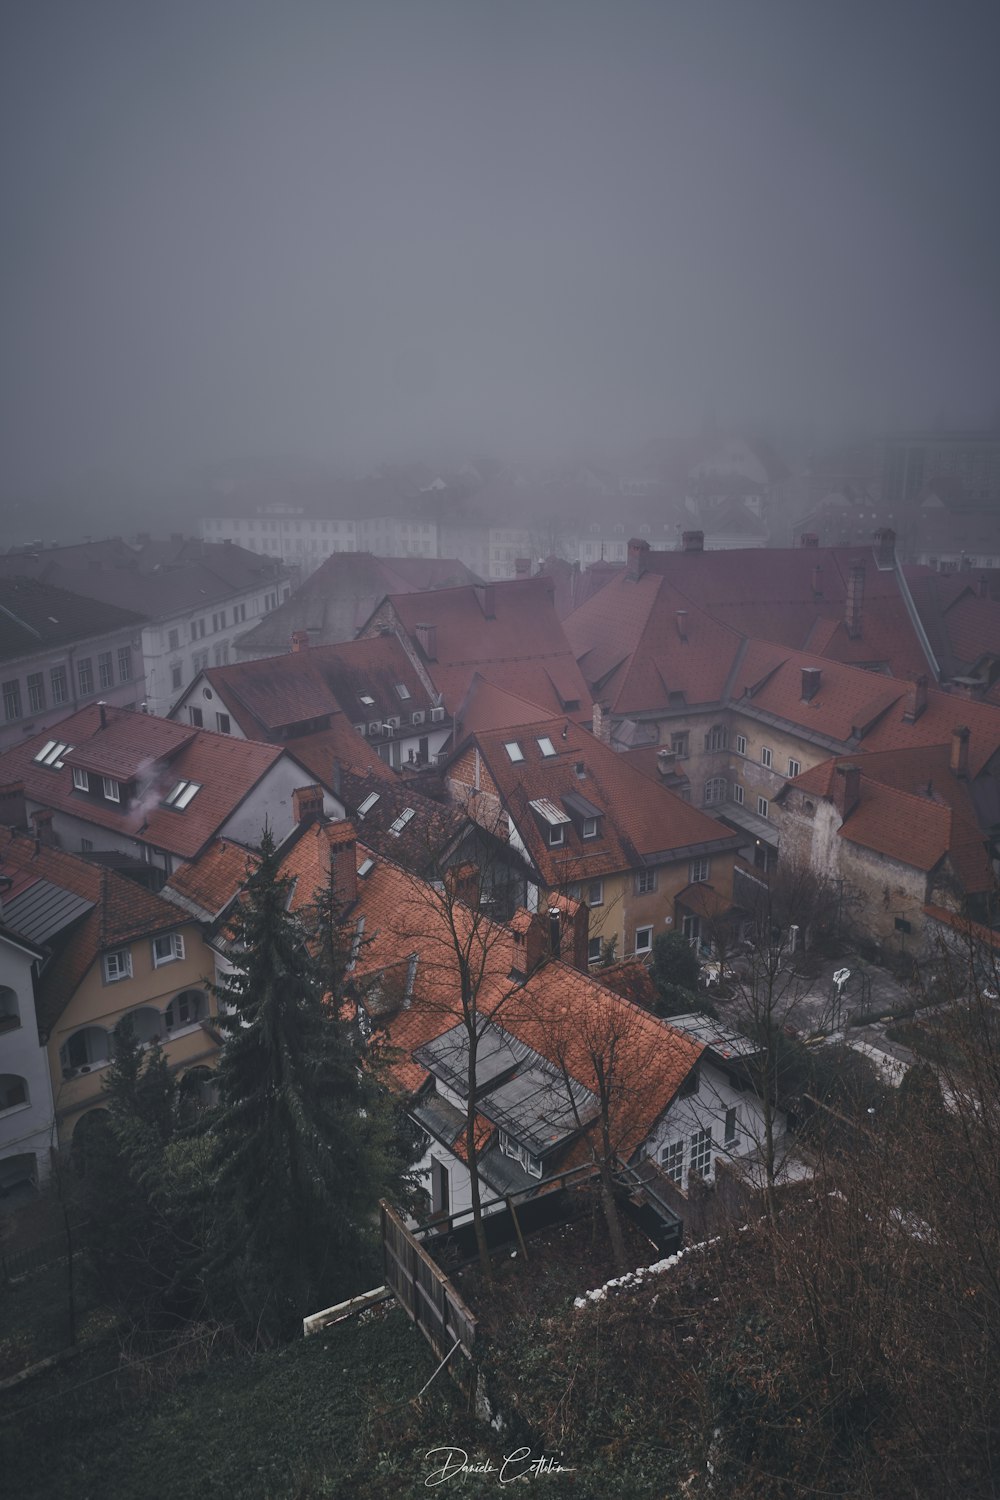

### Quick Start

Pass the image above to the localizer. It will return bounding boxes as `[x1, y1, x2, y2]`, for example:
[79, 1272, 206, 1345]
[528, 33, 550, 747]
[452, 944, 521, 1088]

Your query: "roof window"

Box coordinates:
[504, 742, 524, 763]
[34, 740, 72, 767]
[358, 857, 375, 879]
[164, 779, 202, 810]
[357, 792, 380, 817]
[394, 683, 411, 700]
[537, 737, 556, 757]
[389, 807, 416, 836]
[359, 694, 375, 707]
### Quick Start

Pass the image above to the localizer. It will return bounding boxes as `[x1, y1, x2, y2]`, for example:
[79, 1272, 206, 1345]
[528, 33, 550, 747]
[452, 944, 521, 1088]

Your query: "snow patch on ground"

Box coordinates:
[573, 1235, 724, 1310]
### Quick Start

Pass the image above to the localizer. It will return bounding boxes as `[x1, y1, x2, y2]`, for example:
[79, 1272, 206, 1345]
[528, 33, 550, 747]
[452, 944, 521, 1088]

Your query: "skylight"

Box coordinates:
[164, 779, 202, 810]
[394, 683, 411, 700]
[389, 807, 416, 837]
[357, 792, 380, 817]
[537, 737, 556, 757]
[504, 742, 524, 763]
[359, 694, 375, 707]
[358, 857, 375, 878]
[33, 740, 71, 767]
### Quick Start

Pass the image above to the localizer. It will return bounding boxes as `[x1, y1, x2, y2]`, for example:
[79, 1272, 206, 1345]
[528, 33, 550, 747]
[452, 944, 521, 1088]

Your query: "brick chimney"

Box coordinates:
[627, 538, 650, 580]
[903, 674, 928, 723]
[548, 892, 589, 972]
[30, 808, 57, 847]
[475, 583, 496, 619]
[873, 528, 896, 570]
[290, 630, 310, 653]
[832, 763, 861, 820]
[681, 530, 704, 552]
[514, 556, 531, 577]
[845, 562, 865, 639]
[676, 609, 689, 642]
[327, 821, 358, 908]
[592, 702, 612, 745]
[293, 784, 325, 824]
[811, 564, 823, 598]
[799, 532, 819, 547]
[444, 862, 481, 909]
[415, 622, 437, 660]
[801, 666, 822, 701]
[950, 726, 970, 779]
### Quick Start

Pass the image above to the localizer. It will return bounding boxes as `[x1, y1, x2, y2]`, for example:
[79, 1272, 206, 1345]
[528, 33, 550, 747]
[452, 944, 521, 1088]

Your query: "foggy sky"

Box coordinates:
[3, 0, 1000, 499]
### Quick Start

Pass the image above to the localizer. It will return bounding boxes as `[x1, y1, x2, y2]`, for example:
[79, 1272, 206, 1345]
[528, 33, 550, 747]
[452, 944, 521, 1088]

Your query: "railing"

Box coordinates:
[379, 1200, 477, 1362]
[1, 1223, 87, 1284]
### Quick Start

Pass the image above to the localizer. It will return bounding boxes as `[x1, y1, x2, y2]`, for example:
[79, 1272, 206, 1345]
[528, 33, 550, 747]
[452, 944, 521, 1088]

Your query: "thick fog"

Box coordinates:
[3, 0, 999, 513]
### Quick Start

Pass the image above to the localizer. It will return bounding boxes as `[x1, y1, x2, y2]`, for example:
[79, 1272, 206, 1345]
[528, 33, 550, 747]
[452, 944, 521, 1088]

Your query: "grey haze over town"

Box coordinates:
[2, 5, 1000, 1496]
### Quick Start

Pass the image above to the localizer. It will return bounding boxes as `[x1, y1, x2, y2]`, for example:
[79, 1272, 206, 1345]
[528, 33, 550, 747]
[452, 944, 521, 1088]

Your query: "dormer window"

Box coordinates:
[164, 779, 202, 810]
[103, 948, 132, 983]
[504, 742, 524, 763]
[498, 1129, 542, 1178]
[72, 768, 90, 792]
[548, 824, 565, 847]
[102, 777, 121, 803]
[152, 933, 185, 967]
[536, 737, 556, 757]
[582, 816, 598, 840]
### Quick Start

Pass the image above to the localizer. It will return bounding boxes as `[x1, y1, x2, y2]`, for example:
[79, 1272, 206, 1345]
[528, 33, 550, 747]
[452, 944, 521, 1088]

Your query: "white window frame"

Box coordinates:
[689, 858, 710, 883]
[548, 823, 565, 847]
[635, 869, 657, 895]
[587, 879, 604, 907]
[661, 1139, 684, 1185]
[757, 796, 769, 818]
[102, 777, 120, 803]
[724, 1106, 739, 1146]
[634, 925, 653, 955]
[498, 1129, 543, 1178]
[504, 741, 525, 763]
[103, 948, 133, 983]
[582, 816, 598, 839]
[690, 1127, 713, 1178]
[760, 746, 772, 769]
[788, 758, 801, 778]
[72, 767, 90, 792]
[152, 933, 185, 968]
[587, 936, 602, 964]
[732, 783, 744, 805]
[735, 734, 747, 755]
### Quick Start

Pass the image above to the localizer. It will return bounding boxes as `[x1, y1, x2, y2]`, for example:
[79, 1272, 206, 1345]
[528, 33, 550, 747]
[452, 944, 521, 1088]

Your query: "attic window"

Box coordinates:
[34, 740, 72, 767]
[359, 695, 375, 707]
[536, 737, 556, 757]
[358, 857, 375, 878]
[504, 742, 524, 763]
[389, 807, 416, 836]
[164, 779, 202, 810]
[394, 683, 411, 700]
[357, 792, 380, 817]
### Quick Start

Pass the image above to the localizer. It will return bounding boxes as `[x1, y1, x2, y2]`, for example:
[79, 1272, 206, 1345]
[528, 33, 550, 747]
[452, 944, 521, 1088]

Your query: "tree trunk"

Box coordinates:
[599, 1162, 629, 1273]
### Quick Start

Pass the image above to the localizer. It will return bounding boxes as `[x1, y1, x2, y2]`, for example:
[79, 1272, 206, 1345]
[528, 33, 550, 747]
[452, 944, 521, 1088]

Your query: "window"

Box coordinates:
[735, 734, 747, 755]
[153, 933, 185, 967]
[51, 665, 68, 704]
[171, 665, 183, 692]
[189, 707, 204, 727]
[27, 672, 45, 712]
[690, 1128, 713, 1178]
[103, 948, 133, 983]
[724, 1107, 739, 1146]
[548, 823, 565, 847]
[164, 779, 202, 810]
[164, 989, 205, 1030]
[732, 782, 745, 805]
[635, 869, 657, 895]
[689, 858, 711, 883]
[682, 914, 701, 945]
[98, 652, 114, 689]
[190, 619, 206, 641]
[77, 659, 94, 696]
[33, 739, 71, 767]
[212, 611, 225, 632]
[102, 777, 120, 803]
[394, 683, 411, 700]
[670, 731, 689, 759]
[634, 926, 653, 955]
[389, 807, 416, 836]
[498, 1130, 542, 1178]
[0, 987, 20, 1033]
[537, 736, 556, 757]
[705, 725, 727, 751]
[2, 680, 22, 721]
[359, 694, 375, 708]
[431, 1156, 450, 1215]
[703, 777, 727, 806]
[233, 603, 246, 624]
[661, 1140, 684, 1185]
[587, 879, 604, 907]
[0, 1075, 28, 1112]
[788, 758, 801, 778]
[757, 796, 769, 818]
[587, 936, 602, 964]
[216, 713, 231, 734]
[213, 643, 229, 667]
[357, 792, 380, 817]
[760, 746, 772, 769]
[80, 839, 93, 852]
[168, 628, 180, 651]
[72, 767, 90, 792]
[117, 646, 132, 681]
[894, 917, 912, 935]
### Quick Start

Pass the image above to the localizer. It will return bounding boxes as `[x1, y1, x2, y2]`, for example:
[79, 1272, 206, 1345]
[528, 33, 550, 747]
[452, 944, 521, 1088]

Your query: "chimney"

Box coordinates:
[903, 674, 928, 724]
[950, 726, 970, 779]
[656, 747, 677, 776]
[811, 564, 823, 597]
[292, 784, 325, 824]
[801, 667, 822, 701]
[547, 906, 561, 959]
[330, 759, 343, 799]
[327, 821, 358, 908]
[681, 530, 704, 553]
[832, 763, 861, 820]
[845, 561, 865, 639]
[592, 702, 612, 745]
[873, 528, 896, 569]
[415, 622, 437, 661]
[445, 862, 482, 909]
[475, 583, 496, 619]
[30, 808, 57, 847]
[980, 574, 992, 600]
[549, 892, 589, 972]
[290, 630, 310, 653]
[514, 556, 531, 577]
[98, 700, 108, 729]
[626, 537, 650, 580]
[799, 532, 819, 548]
[676, 609, 689, 642]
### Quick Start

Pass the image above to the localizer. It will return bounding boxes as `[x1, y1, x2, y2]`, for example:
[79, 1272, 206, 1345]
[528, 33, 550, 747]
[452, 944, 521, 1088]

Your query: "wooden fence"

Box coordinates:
[379, 1200, 477, 1364]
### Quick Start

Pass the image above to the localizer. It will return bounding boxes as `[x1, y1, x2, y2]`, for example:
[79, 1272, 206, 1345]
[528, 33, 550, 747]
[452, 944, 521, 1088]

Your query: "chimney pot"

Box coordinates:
[290, 630, 310, 653]
[833, 763, 861, 820]
[801, 667, 822, 701]
[811, 563, 823, 597]
[903, 673, 928, 723]
[950, 725, 971, 779]
[293, 784, 325, 824]
[626, 537, 650, 580]
[592, 702, 611, 745]
[415, 622, 437, 660]
[676, 609, 689, 641]
[681, 530, 704, 553]
[327, 822, 358, 909]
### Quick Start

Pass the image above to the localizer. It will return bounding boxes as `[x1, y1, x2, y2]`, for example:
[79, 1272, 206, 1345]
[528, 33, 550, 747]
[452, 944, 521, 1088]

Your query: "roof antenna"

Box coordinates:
[561, 723, 568, 740]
